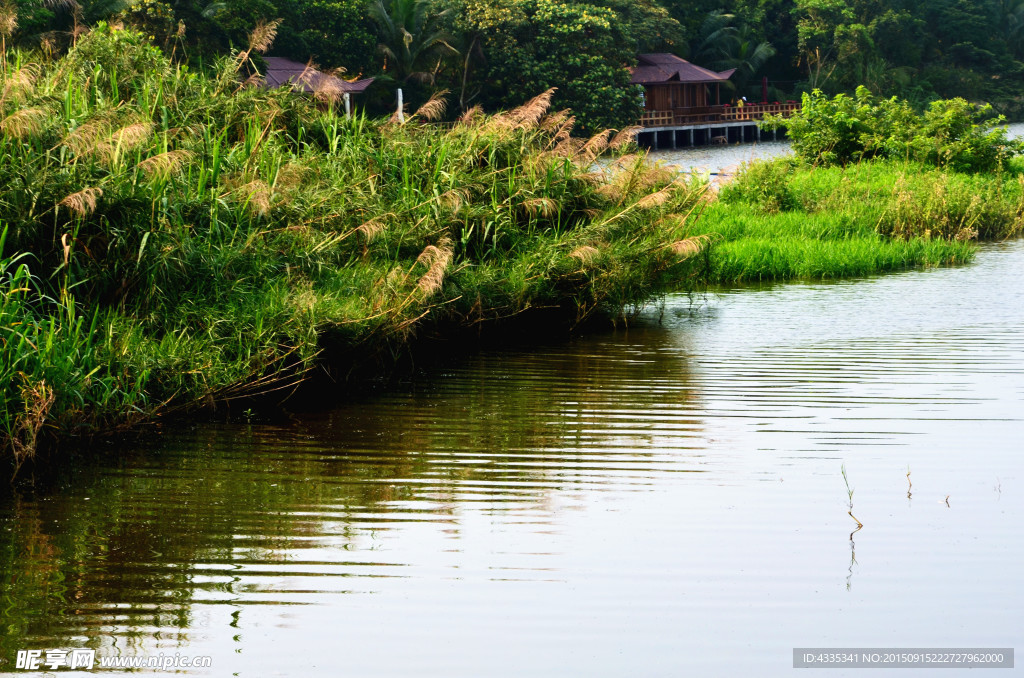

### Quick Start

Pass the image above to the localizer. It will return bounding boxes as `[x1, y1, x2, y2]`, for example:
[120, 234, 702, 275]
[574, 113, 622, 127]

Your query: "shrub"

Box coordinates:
[719, 157, 798, 214]
[765, 86, 1023, 172]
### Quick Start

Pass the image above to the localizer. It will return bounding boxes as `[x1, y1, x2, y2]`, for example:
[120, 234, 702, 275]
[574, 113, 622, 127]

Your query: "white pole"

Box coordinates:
[344, 92, 351, 120]
[397, 88, 404, 124]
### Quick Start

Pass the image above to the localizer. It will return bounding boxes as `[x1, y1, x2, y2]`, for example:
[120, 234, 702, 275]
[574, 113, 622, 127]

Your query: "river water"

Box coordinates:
[3, 166, 1024, 676]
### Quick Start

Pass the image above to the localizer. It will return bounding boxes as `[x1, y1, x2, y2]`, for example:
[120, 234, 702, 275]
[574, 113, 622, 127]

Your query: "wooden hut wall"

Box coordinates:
[643, 83, 719, 110]
[645, 85, 671, 110]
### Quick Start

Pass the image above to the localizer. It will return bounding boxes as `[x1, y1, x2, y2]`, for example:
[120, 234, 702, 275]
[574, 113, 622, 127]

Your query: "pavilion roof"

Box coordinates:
[263, 57, 375, 94]
[630, 53, 735, 85]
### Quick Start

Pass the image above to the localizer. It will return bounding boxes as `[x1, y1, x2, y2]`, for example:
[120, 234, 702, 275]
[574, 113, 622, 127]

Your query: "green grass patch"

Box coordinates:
[702, 156, 1021, 283]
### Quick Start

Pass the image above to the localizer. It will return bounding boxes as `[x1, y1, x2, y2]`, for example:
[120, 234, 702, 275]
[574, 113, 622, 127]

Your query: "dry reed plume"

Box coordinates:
[635, 186, 674, 209]
[569, 245, 599, 263]
[540, 109, 571, 133]
[313, 79, 342, 105]
[1, 63, 38, 104]
[109, 122, 155, 156]
[576, 171, 607, 186]
[610, 153, 640, 170]
[137, 149, 193, 177]
[248, 19, 280, 54]
[438, 187, 470, 212]
[414, 89, 449, 121]
[635, 165, 675, 189]
[523, 197, 557, 217]
[63, 119, 153, 161]
[235, 179, 272, 217]
[596, 182, 622, 202]
[232, 18, 280, 74]
[288, 278, 318, 316]
[415, 237, 453, 296]
[609, 126, 642, 150]
[63, 119, 108, 156]
[489, 88, 556, 130]
[458, 105, 482, 124]
[60, 187, 102, 216]
[274, 162, 307, 191]
[668, 235, 710, 257]
[0, 107, 47, 138]
[0, 1, 17, 38]
[356, 218, 386, 242]
[306, 63, 350, 105]
[577, 129, 612, 162]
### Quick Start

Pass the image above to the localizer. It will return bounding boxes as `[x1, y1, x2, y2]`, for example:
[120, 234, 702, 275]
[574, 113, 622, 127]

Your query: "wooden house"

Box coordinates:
[630, 53, 734, 112]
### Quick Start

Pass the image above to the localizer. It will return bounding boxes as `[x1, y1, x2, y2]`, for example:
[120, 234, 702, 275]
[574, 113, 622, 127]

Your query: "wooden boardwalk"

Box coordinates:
[638, 102, 799, 149]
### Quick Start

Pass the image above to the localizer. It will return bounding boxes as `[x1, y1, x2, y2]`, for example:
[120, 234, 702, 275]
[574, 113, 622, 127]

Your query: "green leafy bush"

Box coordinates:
[719, 157, 798, 214]
[766, 86, 1023, 172]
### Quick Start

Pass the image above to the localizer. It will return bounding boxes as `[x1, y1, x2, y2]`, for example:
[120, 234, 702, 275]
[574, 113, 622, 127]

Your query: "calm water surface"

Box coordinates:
[2, 241, 1023, 675]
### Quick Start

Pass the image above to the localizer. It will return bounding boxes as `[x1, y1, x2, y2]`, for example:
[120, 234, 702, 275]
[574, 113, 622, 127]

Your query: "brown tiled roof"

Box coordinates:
[263, 57, 375, 94]
[630, 53, 735, 85]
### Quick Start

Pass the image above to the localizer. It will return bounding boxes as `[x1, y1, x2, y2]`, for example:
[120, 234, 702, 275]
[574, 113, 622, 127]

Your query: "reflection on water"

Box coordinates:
[2, 244, 1023, 676]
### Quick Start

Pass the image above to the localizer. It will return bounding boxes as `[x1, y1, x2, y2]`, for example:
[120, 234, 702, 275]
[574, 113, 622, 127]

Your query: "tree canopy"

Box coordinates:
[4, 0, 1024, 126]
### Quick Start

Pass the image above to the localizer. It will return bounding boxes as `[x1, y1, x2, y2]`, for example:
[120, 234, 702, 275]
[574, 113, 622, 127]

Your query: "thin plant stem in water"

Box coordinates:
[842, 463, 863, 534]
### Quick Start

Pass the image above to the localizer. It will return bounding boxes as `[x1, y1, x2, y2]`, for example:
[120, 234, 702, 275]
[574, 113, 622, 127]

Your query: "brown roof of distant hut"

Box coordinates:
[630, 53, 735, 85]
[263, 57, 374, 94]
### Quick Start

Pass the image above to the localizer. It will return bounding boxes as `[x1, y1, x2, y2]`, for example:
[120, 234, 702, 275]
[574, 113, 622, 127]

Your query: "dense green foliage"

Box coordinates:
[786, 0, 1024, 109]
[6, 0, 1024, 125]
[770, 87, 1024, 171]
[0, 26, 714, 461]
[450, 0, 639, 134]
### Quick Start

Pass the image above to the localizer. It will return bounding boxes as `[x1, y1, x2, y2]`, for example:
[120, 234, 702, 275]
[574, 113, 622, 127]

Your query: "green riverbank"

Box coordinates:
[2, 28, 1020, 464]
[692, 157, 1024, 282]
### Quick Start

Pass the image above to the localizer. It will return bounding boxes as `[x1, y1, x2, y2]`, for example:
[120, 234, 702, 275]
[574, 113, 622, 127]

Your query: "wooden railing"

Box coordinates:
[640, 102, 800, 127]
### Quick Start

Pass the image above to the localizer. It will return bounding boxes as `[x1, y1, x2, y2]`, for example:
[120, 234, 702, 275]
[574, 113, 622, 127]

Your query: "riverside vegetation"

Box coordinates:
[2, 27, 1023, 465]
[0, 25, 713, 464]
[702, 87, 1024, 281]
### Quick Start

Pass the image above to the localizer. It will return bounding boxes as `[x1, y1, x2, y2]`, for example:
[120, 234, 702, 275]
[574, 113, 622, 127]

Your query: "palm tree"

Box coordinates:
[368, 0, 457, 84]
[689, 9, 737, 65]
[689, 14, 775, 98]
[710, 27, 776, 97]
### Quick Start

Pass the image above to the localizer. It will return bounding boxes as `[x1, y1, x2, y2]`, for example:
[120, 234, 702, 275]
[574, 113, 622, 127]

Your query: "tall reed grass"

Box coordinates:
[705, 155, 1022, 282]
[0, 25, 711, 461]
